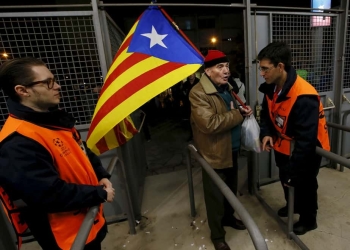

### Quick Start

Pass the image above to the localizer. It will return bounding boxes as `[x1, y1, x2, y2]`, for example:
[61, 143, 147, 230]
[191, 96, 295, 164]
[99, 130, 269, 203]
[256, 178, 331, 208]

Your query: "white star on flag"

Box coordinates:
[141, 26, 168, 49]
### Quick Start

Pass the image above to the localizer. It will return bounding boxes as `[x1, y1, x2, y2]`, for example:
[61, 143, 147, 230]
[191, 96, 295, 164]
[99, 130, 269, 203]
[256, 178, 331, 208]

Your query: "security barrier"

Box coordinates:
[186, 144, 268, 250]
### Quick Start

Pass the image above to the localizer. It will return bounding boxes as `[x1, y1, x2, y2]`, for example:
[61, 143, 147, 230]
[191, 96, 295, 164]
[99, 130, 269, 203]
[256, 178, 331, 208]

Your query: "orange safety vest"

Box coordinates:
[266, 76, 330, 156]
[0, 115, 105, 250]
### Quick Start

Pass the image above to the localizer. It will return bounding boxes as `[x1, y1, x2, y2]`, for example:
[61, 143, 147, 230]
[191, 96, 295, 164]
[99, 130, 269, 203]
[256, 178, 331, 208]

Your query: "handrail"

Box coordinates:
[340, 111, 350, 171]
[326, 122, 350, 133]
[326, 120, 350, 172]
[316, 146, 350, 169]
[255, 145, 350, 250]
[187, 144, 268, 250]
[71, 156, 118, 250]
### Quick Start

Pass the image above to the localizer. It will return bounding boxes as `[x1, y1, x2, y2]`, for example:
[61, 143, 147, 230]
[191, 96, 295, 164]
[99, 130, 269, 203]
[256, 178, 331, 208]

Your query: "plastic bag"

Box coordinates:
[241, 115, 261, 153]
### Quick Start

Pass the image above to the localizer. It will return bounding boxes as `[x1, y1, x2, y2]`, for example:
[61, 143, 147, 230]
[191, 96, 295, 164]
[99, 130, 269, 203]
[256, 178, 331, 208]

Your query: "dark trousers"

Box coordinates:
[84, 238, 102, 250]
[84, 222, 107, 250]
[278, 155, 321, 226]
[202, 151, 238, 243]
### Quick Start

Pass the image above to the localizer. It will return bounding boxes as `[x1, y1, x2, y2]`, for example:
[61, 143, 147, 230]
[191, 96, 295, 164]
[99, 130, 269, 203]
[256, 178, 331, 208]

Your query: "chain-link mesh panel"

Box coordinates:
[272, 14, 337, 93]
[0, 15, 103, 126]
[106, 15, 124, 57]
[344, 16, 350, 88]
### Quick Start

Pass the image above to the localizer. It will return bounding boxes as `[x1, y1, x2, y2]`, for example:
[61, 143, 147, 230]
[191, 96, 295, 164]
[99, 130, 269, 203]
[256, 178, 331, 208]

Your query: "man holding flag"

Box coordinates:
[190, 50, 252, 250]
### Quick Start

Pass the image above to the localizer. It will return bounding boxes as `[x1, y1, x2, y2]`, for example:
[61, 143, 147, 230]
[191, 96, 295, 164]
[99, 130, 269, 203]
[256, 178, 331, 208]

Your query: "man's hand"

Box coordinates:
[104, 187, 115, 202]
[262, 136, 274, 152]
[230, 102, 253, 117]
[240, 105, 253, 116]
[99, 178, 112, 189]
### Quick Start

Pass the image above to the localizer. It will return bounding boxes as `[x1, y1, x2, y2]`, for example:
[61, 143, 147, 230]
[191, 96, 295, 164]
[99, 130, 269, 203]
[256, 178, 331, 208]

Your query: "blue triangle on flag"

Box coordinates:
[128, 7, 203, 65]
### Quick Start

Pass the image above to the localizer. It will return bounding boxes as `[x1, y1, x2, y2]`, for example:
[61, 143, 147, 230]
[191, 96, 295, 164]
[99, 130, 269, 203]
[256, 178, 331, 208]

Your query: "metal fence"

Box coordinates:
[106, 14, 124, 57]
[271, 13, 337, 93]
[344, 15, 350, 89]
[0, 12, 105, 126]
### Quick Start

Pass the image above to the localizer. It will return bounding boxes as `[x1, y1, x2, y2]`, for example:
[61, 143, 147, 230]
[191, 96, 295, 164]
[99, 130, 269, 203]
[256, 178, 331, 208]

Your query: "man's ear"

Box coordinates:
[14, 85, 30, 97]
[204, 68, 211, 77]
[278, 62, 285, 72]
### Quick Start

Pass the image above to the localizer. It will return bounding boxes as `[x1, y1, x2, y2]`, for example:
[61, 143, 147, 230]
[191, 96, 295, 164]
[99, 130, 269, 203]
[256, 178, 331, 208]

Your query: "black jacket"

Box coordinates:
[0, 99, 109, 249]
[259, 67, 321, 183]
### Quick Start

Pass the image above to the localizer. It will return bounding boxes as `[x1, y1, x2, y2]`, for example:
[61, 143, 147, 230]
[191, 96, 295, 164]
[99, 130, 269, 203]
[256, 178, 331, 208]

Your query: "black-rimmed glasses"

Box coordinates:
[25, 77, 57, 89]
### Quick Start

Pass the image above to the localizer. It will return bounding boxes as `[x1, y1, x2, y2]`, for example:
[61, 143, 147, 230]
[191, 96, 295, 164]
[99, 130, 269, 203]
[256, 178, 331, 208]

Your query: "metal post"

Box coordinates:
[98, 1, 113, 68]
[0, 205, 16, 250]
[330, 0, 349, 168]
[244, 0, 253, 104]
[186, 148, 196, 218]
[244, 0, 256, 195]
[287, 187, 295, 239]
[116, 147, 137, 235]
[91, 0, 108, 77]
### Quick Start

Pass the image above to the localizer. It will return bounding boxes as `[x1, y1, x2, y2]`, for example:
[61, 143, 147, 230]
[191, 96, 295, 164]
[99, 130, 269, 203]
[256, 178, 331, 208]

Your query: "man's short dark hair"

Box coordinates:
[0, 57, 46, 101]
[257, 42, 292, 70]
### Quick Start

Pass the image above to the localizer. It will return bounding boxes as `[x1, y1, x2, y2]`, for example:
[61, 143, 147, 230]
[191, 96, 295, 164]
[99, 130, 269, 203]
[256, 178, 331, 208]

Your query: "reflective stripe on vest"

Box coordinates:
[0, 116, 105, 250]
[266, 76, 330, 156]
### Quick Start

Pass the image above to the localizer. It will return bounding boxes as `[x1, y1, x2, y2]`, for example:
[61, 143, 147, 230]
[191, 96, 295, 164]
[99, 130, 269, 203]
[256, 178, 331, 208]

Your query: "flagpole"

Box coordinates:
[157, 5, 204, 59]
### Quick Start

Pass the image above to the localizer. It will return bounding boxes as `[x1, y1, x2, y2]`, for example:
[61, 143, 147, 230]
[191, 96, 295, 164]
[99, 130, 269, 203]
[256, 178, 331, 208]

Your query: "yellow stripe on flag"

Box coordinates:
[93, 56, 169, 115]
[87, 61, 201, 149]
[104, 21, 138, 80]
[104, 129, 119, 149]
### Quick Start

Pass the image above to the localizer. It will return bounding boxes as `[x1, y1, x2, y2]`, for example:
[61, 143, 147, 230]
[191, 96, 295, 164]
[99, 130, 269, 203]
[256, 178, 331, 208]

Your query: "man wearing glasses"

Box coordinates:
[0, 57, 115, 249]
[258, 42, 330, 235]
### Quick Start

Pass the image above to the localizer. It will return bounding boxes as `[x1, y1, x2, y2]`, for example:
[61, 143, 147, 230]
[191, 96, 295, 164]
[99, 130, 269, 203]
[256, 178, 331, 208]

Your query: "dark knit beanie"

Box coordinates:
[204, 50, 229, 68]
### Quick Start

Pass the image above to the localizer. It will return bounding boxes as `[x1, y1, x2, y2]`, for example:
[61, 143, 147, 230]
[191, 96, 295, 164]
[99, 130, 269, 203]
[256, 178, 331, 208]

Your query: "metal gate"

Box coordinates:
[249, 10, 346, 186]
[339, 15, 350, 165]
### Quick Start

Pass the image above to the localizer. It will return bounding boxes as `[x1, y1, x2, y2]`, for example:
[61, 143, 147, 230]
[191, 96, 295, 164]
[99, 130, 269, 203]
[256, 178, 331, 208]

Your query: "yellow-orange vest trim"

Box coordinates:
[0, 116, 105, 250]
[266, 76, 330, 155]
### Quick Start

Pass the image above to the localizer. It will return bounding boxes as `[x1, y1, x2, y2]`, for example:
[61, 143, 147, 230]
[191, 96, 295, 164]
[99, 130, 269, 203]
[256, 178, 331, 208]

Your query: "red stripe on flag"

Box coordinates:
[112, 34, 133, 64]
[100, 53, 150, 97]
[125, 117, 138, 134]
[89, 62, 185, 135]
[95, 137, 109, 155]
[113, 124, 127, 145]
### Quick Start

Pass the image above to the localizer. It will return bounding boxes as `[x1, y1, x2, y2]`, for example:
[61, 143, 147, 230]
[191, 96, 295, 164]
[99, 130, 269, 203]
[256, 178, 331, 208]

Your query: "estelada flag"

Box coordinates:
[87, 6, 204, 155]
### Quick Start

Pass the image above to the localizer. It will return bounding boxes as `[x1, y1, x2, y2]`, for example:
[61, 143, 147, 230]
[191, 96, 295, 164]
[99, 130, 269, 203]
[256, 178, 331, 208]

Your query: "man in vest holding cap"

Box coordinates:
[189, 50, 252, 250]
[258, 42, 330, 235]
[0, 57, 115, 249]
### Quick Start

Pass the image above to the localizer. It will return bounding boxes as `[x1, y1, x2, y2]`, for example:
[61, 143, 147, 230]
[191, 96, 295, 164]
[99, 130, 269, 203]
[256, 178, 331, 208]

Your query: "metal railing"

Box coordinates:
[186, 144, 268, 250]
[255, 145, 350, 250]
[71, 156, 118, 250]
[327, 118, 350, 172]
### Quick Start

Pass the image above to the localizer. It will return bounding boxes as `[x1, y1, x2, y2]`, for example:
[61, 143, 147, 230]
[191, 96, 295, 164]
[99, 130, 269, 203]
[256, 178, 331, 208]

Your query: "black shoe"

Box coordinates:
[277, 206, 299, 217]
[213, 241, 231, 250]
[293, 221, 317, 235]
[222, 217, 246, 230]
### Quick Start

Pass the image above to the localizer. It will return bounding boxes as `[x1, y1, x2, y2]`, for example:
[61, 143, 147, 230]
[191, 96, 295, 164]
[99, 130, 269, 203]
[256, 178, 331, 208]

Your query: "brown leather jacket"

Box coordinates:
[189, 74, 243, 169]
